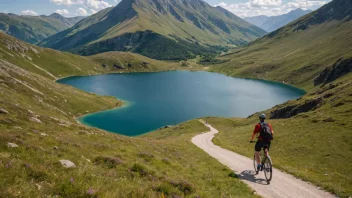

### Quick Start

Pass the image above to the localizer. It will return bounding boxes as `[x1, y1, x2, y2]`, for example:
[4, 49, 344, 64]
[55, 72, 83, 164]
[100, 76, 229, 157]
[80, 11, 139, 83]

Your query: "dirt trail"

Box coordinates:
[192, 120, 334, 198]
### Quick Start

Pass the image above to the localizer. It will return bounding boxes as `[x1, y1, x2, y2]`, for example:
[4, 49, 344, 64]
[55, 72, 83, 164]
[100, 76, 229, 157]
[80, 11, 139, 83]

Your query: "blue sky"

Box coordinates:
[0, 0, 331, 18]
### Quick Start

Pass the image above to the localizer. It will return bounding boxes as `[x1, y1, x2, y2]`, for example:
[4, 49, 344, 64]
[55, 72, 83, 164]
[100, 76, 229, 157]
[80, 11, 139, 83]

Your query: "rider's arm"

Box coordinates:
[270, 124, 274, 137]
[250, 124, 260, 141]
[250, 132, 256, 141]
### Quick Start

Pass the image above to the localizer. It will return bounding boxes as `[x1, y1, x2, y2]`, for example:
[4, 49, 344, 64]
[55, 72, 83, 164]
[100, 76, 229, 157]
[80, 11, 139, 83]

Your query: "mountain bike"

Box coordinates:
[250, 141, 273, 184]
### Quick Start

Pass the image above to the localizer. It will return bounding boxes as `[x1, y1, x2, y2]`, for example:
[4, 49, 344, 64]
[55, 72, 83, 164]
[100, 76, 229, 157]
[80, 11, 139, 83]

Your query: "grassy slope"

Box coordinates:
[89, 51, 206, 72]
[0, 32, 256, 197]
[211, 20, 352, 90]
[206, 1, 352, 196]
[0, 61, 256, 197]
[0, 32, 205, 80]
[206, 74, 352, 197]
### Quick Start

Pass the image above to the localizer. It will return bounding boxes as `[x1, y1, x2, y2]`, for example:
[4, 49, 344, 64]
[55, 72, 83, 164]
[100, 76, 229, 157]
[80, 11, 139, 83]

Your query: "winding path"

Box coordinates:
[192, 120, 334, 198]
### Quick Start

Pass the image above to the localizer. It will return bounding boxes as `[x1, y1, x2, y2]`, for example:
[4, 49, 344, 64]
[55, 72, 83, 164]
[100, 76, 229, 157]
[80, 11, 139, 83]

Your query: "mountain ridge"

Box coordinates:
[244, 8, 312, 32]
[39, 0, 266, 60]
[0, 13, 85, 44]
[214, 0, 352, 89]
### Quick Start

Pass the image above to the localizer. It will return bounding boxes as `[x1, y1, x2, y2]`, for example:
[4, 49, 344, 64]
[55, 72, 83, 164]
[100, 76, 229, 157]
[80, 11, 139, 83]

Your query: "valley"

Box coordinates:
[0, 0, 351, 197]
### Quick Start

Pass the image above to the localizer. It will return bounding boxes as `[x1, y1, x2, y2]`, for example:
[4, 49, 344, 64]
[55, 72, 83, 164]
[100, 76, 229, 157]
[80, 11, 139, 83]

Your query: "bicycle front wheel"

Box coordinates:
[263, 156, 273, 182]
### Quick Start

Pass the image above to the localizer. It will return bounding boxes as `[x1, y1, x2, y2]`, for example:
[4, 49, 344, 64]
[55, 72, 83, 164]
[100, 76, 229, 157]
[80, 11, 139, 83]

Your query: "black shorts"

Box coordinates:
[255, 140, 271, 152]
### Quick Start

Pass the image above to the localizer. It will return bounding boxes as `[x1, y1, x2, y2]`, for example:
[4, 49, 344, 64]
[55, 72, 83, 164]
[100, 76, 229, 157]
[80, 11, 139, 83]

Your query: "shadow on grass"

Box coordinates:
[236, 170, 269, 185]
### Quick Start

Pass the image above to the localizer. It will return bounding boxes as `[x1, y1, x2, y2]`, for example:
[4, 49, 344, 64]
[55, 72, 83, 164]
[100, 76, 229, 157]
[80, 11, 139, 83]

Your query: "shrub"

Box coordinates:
[153, 183, 180, 196]
[168, 180, 194, 195]
[138, 152, 154, 162]
[130, 163, 149, 176]
[94, 156, 123, 169]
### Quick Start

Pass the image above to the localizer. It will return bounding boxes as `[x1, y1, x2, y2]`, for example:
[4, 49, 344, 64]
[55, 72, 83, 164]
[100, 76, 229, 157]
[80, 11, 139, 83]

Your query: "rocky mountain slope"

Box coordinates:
[39, 0, 266, 60]
[244, 9, 312, 32]
[0, 13, 84, 44]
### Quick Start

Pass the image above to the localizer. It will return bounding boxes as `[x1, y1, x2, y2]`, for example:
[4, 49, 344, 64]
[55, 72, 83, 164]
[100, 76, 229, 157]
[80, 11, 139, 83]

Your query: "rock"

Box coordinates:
[13, 126, 22, 130]
[323, 117, 335, 122]
[7, 143, 19, 148]
[29, 117, 42, 123]
[101, 63, 107, 68]
[35, 184, 42, 190]
[113, 63, 124, 69]
[141, 61, 149, 68]
[59, 160, 76, 168]
[0, 108, 8, 114]
[314, 57, 352, 85]
[270, 97, 323, 119]
[54, 146, 59, 150]
[40, 133, 49, 137]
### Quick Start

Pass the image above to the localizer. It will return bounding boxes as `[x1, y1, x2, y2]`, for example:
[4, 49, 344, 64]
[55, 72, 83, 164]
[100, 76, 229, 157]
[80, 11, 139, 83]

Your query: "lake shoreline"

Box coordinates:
[74, 99, 132, 125]
[58, 71, 306, 136]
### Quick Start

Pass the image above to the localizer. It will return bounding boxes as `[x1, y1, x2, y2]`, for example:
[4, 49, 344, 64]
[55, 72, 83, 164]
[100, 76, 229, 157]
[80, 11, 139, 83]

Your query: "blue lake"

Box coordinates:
[58, 71, 305, 136]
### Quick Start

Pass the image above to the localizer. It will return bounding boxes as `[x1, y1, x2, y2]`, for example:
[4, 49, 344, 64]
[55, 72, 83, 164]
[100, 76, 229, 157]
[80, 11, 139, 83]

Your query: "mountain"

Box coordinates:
[243, 15, 268, 29]
[215, 0, 352, 88]
[48, 13, 85, 27]
[244, 8, 312, 32]
[0, 13, 85, 44]
[39, 0, 266, 60]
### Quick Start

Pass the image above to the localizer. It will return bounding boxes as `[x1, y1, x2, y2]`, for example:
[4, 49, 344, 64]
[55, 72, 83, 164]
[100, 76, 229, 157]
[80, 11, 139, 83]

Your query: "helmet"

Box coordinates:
[259, 114, 266, 119]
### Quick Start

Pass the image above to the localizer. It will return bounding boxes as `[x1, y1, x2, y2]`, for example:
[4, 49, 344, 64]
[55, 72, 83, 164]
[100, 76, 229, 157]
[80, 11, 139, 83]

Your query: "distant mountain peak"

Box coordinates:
[264, 0, 352, 39]
[244, 8, 312, 32]
[0, 12, 85, 44]
[288, 8, 311, 14]
[49, 13, 63, 17]
[49, 13, 66, 20]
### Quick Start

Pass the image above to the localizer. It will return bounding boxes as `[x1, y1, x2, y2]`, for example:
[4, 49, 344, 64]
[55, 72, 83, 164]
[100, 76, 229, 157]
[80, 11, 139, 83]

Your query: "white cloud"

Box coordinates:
[250, 0, 282, 6]
[50, 0, 84, 6]
[86, 0, 111, 10]
[21, 10, 38, 16]
[216, 0, 329, 17]
[55, 9, 70, 16]
[90, 9, 97, 14]
[76, 7, 88, 16]
[286, 0, 327, 10]
[51, 0, 112, 15]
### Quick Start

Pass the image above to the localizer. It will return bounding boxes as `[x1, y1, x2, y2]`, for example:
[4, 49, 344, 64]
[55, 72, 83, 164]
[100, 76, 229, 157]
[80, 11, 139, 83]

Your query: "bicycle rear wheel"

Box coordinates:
[263, 156, 273, 183]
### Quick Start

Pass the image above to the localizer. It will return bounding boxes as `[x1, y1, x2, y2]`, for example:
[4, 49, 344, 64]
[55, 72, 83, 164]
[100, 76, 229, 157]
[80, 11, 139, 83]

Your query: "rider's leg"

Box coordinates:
[255, 151, 261, 164]
[265, 141, 271, 156]
[254, 141, 262, 164]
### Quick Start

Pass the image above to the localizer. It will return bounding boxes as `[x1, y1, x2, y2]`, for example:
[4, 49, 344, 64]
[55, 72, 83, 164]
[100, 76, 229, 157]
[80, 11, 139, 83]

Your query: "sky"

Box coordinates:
[0, 0, 331, 18]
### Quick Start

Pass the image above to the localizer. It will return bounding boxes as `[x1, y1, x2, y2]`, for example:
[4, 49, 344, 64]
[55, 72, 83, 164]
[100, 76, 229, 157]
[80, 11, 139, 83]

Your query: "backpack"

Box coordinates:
[259, 122, 273, 140]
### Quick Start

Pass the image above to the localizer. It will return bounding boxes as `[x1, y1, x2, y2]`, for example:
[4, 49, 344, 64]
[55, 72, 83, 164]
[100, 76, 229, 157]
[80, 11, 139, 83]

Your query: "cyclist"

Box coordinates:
[250, 113, 274, 171]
